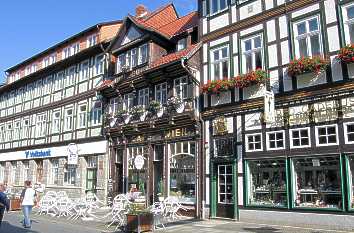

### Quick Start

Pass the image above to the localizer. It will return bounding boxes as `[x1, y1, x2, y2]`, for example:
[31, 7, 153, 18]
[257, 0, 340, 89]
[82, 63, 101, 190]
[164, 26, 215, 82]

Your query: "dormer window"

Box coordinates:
[177, 38, 187, 51]
[87, 34, 98, 47]
[116, 43, 149, 73]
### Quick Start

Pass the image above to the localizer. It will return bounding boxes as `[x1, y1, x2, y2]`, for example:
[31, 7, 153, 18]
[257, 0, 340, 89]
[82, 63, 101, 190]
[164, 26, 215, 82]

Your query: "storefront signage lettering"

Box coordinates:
[165, 128, 188, 139]
[25, 149, 51, 159]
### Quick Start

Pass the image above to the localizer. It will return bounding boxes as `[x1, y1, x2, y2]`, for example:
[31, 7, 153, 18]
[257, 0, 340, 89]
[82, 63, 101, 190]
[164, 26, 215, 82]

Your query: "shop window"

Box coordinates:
[86, 156, 98, 192]
[266, 131, 285, 150]
[22, 161, 30, 183]
[154, 145, 164, 161]
[247, 159, 287, 207]
[342, 3, 354, 45]
[218, 165, 233, 204]
[128, 146, 148, 199]
[213, 137, 235, 157]
[347, 156, 354, 210]
[344, 123, 354, 144]
[290, 128, 310, 148]
[170, 141, 196, 204]
[64, 165, 76, 186]
[36, 160, 43, 183]
[50, 159, 59, 185]
[155, 83, 167, 105]
[315, 125, 338, 146]
[210, 46, 229, 80]
[292, 156, 342, 209]
[246, 133, 262, 152]
[293, 16, 322, 58]
[242, 35, 263, 73]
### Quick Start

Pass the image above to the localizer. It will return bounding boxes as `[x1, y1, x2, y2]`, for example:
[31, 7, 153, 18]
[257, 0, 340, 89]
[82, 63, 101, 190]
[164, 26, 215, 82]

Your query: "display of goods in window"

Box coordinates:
[336, 44, 354, 64]
[287, 56, 329, 76]
[233, 69, 268, 89]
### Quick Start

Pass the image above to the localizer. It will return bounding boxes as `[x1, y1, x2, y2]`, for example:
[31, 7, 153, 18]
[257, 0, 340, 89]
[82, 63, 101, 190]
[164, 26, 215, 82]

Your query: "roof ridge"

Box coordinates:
[142, 3, 175, 22]
[159, 11, 198, 29]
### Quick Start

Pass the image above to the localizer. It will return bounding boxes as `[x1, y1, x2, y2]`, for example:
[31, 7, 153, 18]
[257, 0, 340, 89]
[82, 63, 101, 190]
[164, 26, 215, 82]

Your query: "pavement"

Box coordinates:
[1, 211, 354, 233]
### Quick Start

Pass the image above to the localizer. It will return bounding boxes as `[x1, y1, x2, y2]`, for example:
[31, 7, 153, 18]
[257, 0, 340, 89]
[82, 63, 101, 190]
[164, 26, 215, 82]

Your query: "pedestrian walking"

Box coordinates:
[0, 183, 9, 227]
[20, 180, 37, 228]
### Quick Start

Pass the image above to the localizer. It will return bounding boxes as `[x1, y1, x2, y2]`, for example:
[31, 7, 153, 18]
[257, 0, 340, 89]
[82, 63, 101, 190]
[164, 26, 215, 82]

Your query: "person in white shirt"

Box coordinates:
[20, 180, 38, 228]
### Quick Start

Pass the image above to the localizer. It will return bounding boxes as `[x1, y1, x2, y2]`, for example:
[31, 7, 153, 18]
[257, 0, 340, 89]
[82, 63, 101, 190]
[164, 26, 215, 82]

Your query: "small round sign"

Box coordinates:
[134, 155, 145, 170]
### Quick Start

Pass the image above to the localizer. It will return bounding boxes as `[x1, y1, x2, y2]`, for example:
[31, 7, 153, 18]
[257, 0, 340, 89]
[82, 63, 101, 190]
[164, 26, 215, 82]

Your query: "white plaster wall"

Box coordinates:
[210, 36, 229, 47]
[239, 0, 262, 20]
[210, 13, 229, 32]
[243, 84, 265, 100]
[265, 0, 274, 10]
[203, 65, 208, 84]
[240, 24, 263, 37]
[278, 16, 288, 39]
[327, 26, 340, 52]
[277, 0, 285, 5]
[347, 63, 354, 79]
[297, 72, 326, 89]
[281, 41, 290, 65]
[292, 4, 320, 18]
[237, 115, 242, 142]
[245, 112, 262, 131]
[233, 55, 239, 76]
[203, 44, 208, 63]
[231, 5, 237, 23]
[324, 0, 337, 24]
[267, 20, 276, 42]
[203, 18, 208, 35]
[268, 44, 278, 68]
[331, 56, 343, 82]
[205, 121, 210, 175]
[232, 33, 238, 54]
[226, 117, 234, 133]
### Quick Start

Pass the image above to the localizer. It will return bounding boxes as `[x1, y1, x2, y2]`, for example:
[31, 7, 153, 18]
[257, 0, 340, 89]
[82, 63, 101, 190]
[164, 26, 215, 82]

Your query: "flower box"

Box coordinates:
[166, 96, 184, 113]
[148, 101, 163, 117]
[126, 212, 154, 233]
[336, 44, 354, 64]
[287, 56, 329, 77]
[130, 105, 145, 121]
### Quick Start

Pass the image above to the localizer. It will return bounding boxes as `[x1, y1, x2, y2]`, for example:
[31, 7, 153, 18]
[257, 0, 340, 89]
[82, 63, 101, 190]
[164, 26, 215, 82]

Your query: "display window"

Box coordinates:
[346, 155, 354, 210]
[292, 156, 342, 210]
[128, 146, 148, 201]
[169, 141, 196, 204]
[246, 159, 287, 207]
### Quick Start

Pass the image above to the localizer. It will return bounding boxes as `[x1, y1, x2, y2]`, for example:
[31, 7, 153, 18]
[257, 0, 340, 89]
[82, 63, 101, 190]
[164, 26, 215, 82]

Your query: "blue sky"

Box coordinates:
[0, 0, 197, 83]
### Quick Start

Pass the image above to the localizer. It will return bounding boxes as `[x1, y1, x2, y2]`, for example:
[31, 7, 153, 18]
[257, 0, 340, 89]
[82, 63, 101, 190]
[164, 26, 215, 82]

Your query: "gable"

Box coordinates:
[121, 25, 143, 45]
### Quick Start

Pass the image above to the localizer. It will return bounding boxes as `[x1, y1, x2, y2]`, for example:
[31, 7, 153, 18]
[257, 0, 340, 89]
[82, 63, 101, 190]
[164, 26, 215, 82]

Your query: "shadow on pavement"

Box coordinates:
[242, 226, 283, 233]
[0, 221, 38, 233]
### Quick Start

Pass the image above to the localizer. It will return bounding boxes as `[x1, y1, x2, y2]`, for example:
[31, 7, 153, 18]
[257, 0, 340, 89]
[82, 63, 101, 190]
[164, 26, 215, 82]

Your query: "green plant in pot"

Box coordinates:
[148, 101, 162, 115]
[126, 203, 154, 233]
[166, 96, 182, 112]
[130, 105, 145, 120]
[115, 109, 128, 123]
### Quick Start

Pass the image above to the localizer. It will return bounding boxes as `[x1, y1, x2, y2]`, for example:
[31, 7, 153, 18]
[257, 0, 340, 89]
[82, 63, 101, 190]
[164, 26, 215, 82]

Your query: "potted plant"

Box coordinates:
[336, 44, 354, 64]
[166, 96, 184, 113]
[115, 109, 130, 124]
[148, 101, 163, 117]
[287, 56, 330, 77]
[126, 203, 154, 233]
[200, 78, 233, 95]
[130, 105, 145, 121]
[233, 69, 268, 88]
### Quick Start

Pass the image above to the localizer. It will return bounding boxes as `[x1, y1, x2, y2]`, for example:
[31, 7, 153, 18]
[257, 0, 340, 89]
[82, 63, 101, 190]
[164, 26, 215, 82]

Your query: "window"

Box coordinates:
[78, 104, 87, 128]
[218, 165, 233, 204]
[247, 159, 287, 207]
[0, 163, 5, 182]
[210, 0, 228, 15]
[71, 43, 80, 55]
[131, 48, 138, 68]
[63, 47, 71, 59]
[117, 54, 126, 73]
[128, 146, 148, 197]
[35, 80, 42, 98]
[293, 16, 322, 58]
[95, 55, 104, 75]
[343, 4, 354, 45]
[242, 35, 263, 73]
[54, 72, 64, 91]
[25, 84, 33, 100]
[52, 111, 61, 133]
[43, 76, 52, 95]
[155, 82, 167, 105]
[25, 66, 31, 76]
[174, 77, 190, 100]
[344, 123, 354, 144]
[246, 133, 262, 152]
[177, 38, 187, 51]
[211, 46, 229, 80]
[14, 121, 20, 140]
[50, 159, 59, 185]
[66, 66, 76, 87]
[290, 128, 310, 148]
[266, 131, 285, 150]
[123, 93, 135, 111]
[214, 137, 235, 157]
[64, 108, 73, 131]
[109, 98, 119, 115]
[138, 88, 149, 107]
[80, 60, 89, 81]
[87, 34, 98, 47]
[10, 162, 16, 184]
[43, 54, 56, 68]
[315, 125, 338, 146]
[64, 165, 76, 185]
[22, 161, 30, 182]
[292, 156, 341, 209]
[91, 102, 102, 126]
[22, 118, 30, 139]
[139, 44, 148, 64]
[36, 114, 46, 137]
[86, 156, 98, 191]
[6, 123, 13, 142]
[0, 125, 4, 143]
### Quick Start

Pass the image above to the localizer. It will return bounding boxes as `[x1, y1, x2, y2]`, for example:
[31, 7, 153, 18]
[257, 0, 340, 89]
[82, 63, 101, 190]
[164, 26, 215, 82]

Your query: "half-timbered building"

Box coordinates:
[98, 4, 202, 216]
[199, 0, 354, 223]
[0, 21, 122, 200]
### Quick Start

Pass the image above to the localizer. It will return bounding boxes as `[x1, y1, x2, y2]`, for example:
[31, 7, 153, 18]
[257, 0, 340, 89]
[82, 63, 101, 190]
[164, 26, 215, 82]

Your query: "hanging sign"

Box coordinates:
[67, 143, 79, 165]
[264, 91, 275, 123]
[134, 155, 145, 170]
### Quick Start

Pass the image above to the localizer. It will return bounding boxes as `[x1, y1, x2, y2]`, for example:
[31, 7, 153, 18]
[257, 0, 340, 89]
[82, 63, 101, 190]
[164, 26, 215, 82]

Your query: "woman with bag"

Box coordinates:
[20, 180, 38, 228]
[0, 183, 9, 227]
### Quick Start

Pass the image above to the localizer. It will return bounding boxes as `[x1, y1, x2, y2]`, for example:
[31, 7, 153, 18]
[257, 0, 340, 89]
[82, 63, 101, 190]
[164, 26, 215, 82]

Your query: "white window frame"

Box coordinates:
[6, 123, 13, 142]
[117, 54, 126, 73]
[0, 125, 4, 143]
[22, 161, 30, 182]
[78, 104, 87, 128]
[123, 93, 135, 111]
[210, 0, 228, 15]
[0, 163, 5, 182]
[315, 124, 339, 146]
[95, 55, 105, 76]
[177, 38, 187, 51]
[22, 118, 30, 139]
[109, 97, 119, 115]
[66, 66, 76, 87]
[155, 82, 167, 105]
[71, 43, 80, 56]
[52, 111, 61, 134]
[242, 34, 264, 73]
[36, 114, 46, 137]
[91, 102, 102, 126]
[138, 88, 149, 107]
[10, 162, 16, 184]
[87, 34, 98, 47]
[13, 121, 21, 140]
[139, 44, 148, 65]
[43, 76, 52, 95]
[174, 77, 189, 100]
[131, 48, 138, 68]
[210, 46, 229, 81]
[293, 15, 323, 58]
[64, 165, 76, 186]
[344, 122, 354, 144]
[54, 72, 64, 91]
[64, 108, 73, 131]
[49, 159, 59, 185]
[342, 3, 354, 45]
[289, 127, 311, 148]
[266, 130, 286, 150]
[80, 60, 90, 81]
[63, 46, 71, 59]
[245, 133, 263, 152]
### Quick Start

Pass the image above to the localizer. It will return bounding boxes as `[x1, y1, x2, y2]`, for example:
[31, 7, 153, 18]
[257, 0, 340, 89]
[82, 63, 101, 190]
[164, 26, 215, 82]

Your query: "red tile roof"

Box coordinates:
[159, 12, 198, 37]
[141, 4, 178, 29]
[97, 79, 113, 90]
[150, 44, 197, 69]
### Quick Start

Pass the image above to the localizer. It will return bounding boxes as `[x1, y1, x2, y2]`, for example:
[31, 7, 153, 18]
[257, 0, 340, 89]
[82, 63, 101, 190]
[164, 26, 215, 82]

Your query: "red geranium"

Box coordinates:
[287, 56, 330, 77]
[337, 44, 354, 64]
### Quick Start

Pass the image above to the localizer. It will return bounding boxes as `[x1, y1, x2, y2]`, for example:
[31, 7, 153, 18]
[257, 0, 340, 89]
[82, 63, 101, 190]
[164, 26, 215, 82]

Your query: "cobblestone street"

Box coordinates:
[1, 211, 354, 233]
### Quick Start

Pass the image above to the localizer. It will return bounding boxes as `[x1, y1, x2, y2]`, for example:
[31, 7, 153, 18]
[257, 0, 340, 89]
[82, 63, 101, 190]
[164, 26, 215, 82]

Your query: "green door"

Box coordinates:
[216, 164, 234, 218]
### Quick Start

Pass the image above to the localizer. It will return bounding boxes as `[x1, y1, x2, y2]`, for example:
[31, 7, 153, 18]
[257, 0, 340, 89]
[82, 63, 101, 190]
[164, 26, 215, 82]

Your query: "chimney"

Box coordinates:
[135, 5, 148, 18]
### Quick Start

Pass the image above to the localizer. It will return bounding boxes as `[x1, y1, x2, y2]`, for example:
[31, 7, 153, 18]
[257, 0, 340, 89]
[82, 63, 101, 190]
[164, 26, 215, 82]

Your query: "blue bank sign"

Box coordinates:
[25, 149, 52, 159]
